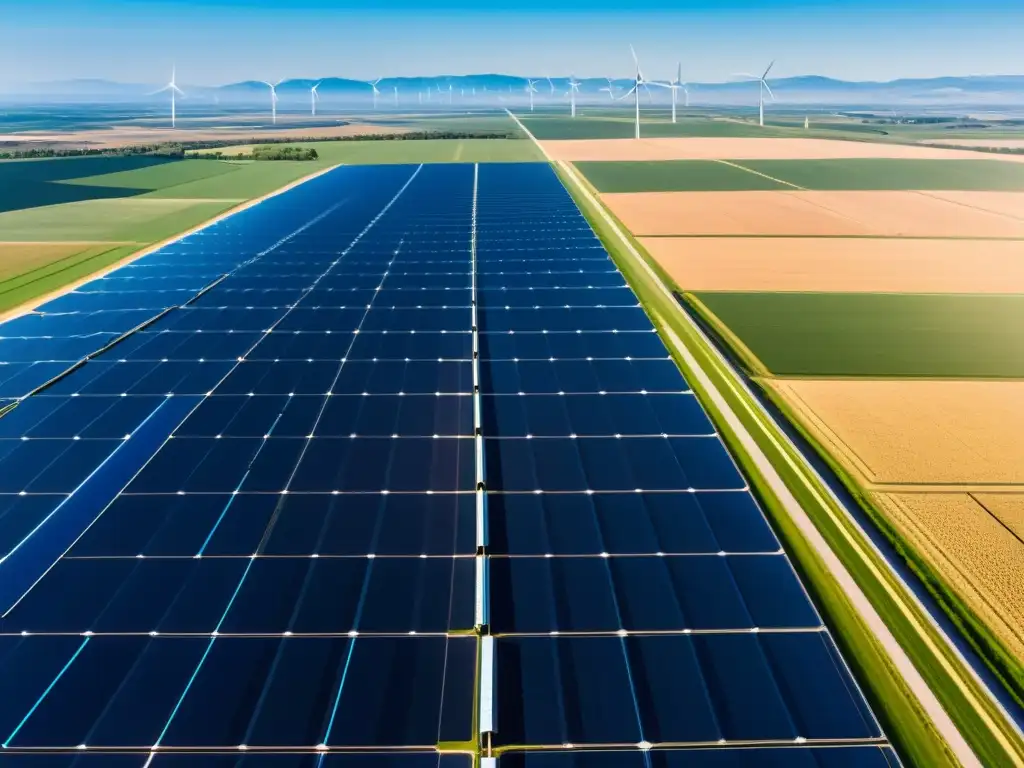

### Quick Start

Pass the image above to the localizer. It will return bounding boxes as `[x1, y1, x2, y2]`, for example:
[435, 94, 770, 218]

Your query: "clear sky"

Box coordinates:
[3, 0, 1022, 87]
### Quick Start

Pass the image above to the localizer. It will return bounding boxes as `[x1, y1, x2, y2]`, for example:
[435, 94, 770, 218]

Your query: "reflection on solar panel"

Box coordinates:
[0, 163, 896, 767]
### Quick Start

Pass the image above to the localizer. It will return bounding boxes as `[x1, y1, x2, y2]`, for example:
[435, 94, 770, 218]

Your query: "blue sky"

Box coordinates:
[3, 0, 1023, 87]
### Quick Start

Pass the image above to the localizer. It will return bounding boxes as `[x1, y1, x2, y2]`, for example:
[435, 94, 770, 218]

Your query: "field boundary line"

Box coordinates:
[505, 107, 997, 767]
[0, 163, 342, 325]
[710, 158, 806, 189]
[967, 494, 1024, 548]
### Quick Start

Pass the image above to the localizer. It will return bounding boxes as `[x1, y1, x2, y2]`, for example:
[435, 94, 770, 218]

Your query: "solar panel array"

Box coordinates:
[0, 162, 899, 767]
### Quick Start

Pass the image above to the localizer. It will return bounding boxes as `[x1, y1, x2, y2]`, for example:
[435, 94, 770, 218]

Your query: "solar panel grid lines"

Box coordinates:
[469, 163, 892, 765]
[0, 163, 894, 766]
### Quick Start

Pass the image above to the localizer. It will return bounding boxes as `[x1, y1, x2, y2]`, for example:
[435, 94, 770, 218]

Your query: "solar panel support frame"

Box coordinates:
[474, 553, 490, 630]
[479, 635, 497, 737]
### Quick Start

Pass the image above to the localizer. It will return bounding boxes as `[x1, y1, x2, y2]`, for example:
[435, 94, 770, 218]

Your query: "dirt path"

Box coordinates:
[505, 109, 986, 767]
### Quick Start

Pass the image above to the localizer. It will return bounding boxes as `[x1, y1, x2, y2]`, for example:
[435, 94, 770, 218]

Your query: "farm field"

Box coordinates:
[545, 137, 1024, 163]
[694, 292, 1024, 377]
[0, 155, 331, 314]
[643, 238, 1024, 293]
[602, 190, 1024, 237]
[519, 115, 788, 140]
[761, 377, 1024, 669]
[761, 378, 1024, 486]
[572, 128, 1024, 690]
[192, 138, 544, 164]
[577, 157, 1024, 193]
[873, 493, 1024, 665]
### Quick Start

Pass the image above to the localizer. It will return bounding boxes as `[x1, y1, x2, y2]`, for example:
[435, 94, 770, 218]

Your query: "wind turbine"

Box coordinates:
[448, 83, 453, 104]
[393, 85, 399, 106]
[525, 78, 539, 112]
[599, 77, 616, 100]
[619, 46, 652, 140]
[546, 75, 556, 98]
[369, 78, 382, 109]
[151, 65, 185, 128]
[737, 61, 776, 126]
[651, 62, 688, 123]
[261, 79, 282, 124]
[310, 81, 321, 116]
[567, 75, 581, 118]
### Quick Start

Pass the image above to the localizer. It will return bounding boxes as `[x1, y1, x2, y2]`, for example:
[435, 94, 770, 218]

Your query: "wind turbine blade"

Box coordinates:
[763, 80, 776, 100]
[147, 84, 172, 96]
[617, 85, 638, 100]
[171, 84, 184, 96]
[762, 60, 775, 79]
[676, 61, 682, 84]
[734, 72, 758, 80]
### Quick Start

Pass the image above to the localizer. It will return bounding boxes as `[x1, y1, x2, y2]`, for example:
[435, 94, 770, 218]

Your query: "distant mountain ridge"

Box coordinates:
[8, 73, 1024, 106]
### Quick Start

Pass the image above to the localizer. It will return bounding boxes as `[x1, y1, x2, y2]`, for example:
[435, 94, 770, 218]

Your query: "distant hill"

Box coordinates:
[6, 73, 1024, 108]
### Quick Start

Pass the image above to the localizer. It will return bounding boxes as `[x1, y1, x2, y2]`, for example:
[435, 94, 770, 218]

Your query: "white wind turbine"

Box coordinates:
[599, 77, 616, 100]
[369, 78, 383, 109]
[151, 65, 184, 128]
[448, 83, 453, 104]
[737, 61, 776, 126]
[567, 75, 581, 118]
[651, 62, 688, 123]
[525, 78, 539, 111]
[310, 81, 322, 116]
[393, 85, 399, 106]
[261, 79, 283, 124]
[619, 45, 652, 140]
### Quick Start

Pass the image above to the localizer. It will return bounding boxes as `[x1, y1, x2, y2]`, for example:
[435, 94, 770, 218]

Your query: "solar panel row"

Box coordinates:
[0, 162, 899, 767]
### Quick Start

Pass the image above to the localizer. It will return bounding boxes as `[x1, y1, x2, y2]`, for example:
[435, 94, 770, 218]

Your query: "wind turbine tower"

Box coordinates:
[261, 80, 282, 124]
[738, 62, 776, 127]
[310, 81, 321, 116]
[394, 85, 399, 106]
[526, 79, 539, 112]
[152, 65, 184, 128]
[652, 63, 687, 124]
[620, 46, 651, 140]
[568, 75, 581, 118]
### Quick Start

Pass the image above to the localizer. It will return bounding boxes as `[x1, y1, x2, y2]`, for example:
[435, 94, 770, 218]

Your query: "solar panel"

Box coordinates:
[0, 161, 894, 766]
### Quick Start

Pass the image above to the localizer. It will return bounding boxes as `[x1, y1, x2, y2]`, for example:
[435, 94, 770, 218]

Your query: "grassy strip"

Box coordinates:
[0, 245, 138, 314]
[754, 380, 1024, 710]
[557, 160, 1024, 767]
[556, 161, 958, 767]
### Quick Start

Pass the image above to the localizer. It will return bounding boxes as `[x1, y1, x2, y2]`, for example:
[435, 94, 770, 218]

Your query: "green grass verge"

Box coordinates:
[574, 159, 788, 192]
[554, 160, 1024, 767]
[695, 291, 1024, 378]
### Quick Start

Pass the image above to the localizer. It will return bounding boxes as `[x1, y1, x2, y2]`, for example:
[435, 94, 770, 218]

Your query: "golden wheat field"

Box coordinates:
[764, 378, 1024, 486]
[875, 493, 1024, 661]
[974, 494, 1024, 541]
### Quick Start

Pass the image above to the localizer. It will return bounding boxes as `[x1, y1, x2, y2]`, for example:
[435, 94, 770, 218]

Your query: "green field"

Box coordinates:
[193, 138, 544, 165]
[519, 115, 787, 140]
[575, 159, 787, 192]
[694, 292, 1024, 377]
[0, 139, 544, 313]
[743, 158, 1024, 191]
[574, 157, 1024, 193]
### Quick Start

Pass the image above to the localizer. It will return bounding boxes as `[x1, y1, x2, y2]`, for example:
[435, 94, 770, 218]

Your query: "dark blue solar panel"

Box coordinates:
[0, 755, 472, 767]
[0, 161, 890, 765]
[497, 748, 899, 768]
[493, 634, 880, 747]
